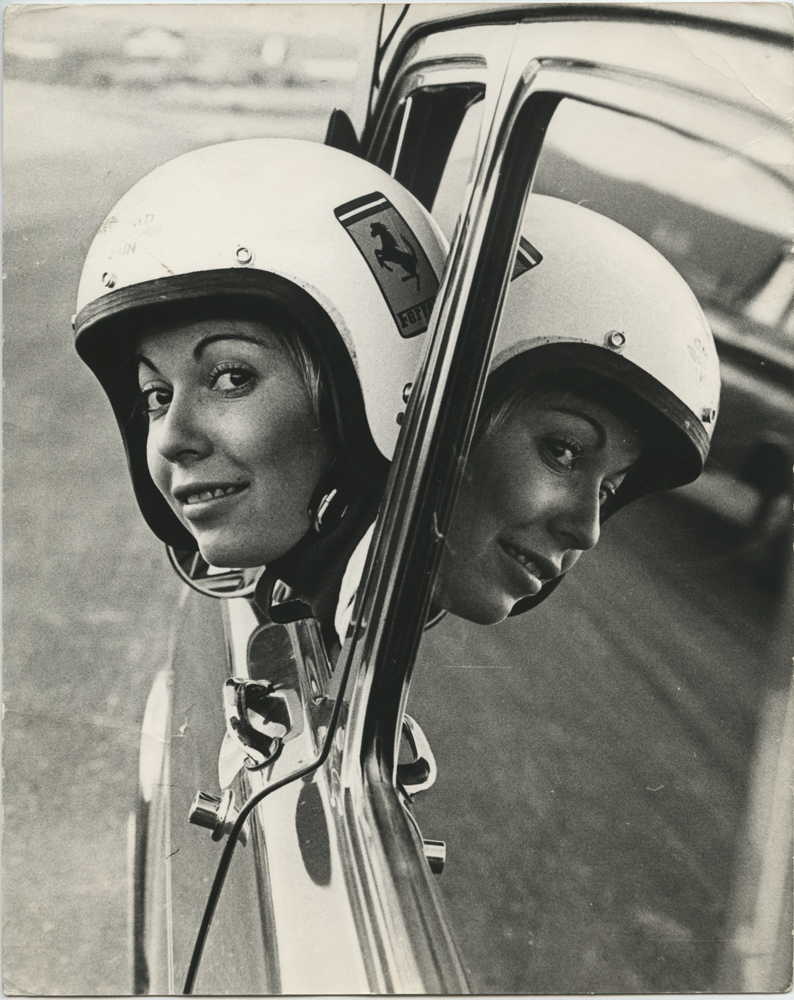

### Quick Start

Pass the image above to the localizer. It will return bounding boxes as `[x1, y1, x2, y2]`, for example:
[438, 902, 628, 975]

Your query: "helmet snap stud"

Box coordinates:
[701, 407, 716, 423]
[235, 246, 254, 267]
[402, 382, 413, 404]
[101, 272, 116, 289]
[605, 330, 626, 351]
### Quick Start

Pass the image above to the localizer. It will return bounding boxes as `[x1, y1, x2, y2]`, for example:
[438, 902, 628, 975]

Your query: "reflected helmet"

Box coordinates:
[489, 194, 721, 506]
[74, 138, 447, 548]
[480, 194, 721, 617]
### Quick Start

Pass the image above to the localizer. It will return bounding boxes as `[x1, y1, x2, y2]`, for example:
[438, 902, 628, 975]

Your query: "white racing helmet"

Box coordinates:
[489, 194, 720, 507]
[74, 138, 447, 548]
[470, 194, 720, 617]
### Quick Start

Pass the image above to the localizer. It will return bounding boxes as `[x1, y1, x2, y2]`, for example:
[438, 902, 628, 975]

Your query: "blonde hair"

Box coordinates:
[474, 366, 650, 447]
[269, 318, 325, 430]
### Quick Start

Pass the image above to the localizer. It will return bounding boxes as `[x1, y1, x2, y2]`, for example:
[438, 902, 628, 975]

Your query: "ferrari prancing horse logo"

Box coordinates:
[335, 192, 439, 338]
[370, 222, 421, 291]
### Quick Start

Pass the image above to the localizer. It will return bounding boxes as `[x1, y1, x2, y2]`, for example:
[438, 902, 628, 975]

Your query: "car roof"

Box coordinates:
[377, 2, 793, 88]
[383, 1, 793, 39]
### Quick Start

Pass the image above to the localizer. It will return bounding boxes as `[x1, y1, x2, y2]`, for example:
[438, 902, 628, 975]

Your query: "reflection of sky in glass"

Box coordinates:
[545, 100, 792, 237]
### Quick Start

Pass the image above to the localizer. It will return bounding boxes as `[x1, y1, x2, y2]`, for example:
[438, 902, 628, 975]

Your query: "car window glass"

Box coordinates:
[430, 96, 486, 241]
[531, 98, 793, 351]
[406, 82, 792, 996]
[375, 84, 485, 222]
[744, 255, 794, 330]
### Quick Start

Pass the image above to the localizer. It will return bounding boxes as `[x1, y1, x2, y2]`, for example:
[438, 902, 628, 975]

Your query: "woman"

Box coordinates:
[436, 194, 721, 623]
[73, 137, 447, 652]
[335, 195, 721, 636]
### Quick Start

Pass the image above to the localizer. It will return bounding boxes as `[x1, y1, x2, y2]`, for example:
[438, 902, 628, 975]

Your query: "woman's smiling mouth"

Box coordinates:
[498, 540, 556, 595]
[174, 482, 249, 509]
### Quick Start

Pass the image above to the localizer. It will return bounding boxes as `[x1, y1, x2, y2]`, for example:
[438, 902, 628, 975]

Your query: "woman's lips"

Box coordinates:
[498, 540, 553, 596]
[184, 484, 244, 505]
[174, 482, 249, 516]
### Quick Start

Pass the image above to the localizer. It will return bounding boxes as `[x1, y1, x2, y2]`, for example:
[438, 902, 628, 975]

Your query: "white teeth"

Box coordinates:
[184, 485, 242, 505]
[505, 543, 539, 575]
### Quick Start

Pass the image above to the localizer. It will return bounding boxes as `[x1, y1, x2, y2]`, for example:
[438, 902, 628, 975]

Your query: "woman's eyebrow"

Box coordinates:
[193, 333, 271, 359]
[136, 354, 159, 374]
[614, 459, 639, 477]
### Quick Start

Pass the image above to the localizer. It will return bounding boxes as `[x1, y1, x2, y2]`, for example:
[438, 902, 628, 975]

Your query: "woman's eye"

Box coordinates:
[141, 386, 171, 415]
[212, 367, 255, 392]
[545, 438, 581, 470]
[599, 482, 618, 506]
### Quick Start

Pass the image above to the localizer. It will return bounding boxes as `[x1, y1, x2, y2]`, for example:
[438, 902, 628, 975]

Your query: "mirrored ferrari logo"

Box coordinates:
[336, 191, 439, 338]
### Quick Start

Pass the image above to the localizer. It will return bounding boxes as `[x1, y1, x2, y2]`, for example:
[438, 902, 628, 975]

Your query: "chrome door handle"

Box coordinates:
[397, 714, 438, 796]
[222, 678, 292, 769]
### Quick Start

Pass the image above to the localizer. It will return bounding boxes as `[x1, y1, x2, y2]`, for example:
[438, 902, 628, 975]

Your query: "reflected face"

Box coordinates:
[433, 388, 643, 624]
[137, 318, 332, 568]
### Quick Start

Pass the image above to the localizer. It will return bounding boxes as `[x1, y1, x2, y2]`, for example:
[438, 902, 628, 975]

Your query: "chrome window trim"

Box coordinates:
[369, 64, 488, 176]
[373, 2, 792, 132]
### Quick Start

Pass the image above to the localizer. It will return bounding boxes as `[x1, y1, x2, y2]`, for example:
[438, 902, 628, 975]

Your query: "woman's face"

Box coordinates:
[433, 388, 643, 624]
[136, 317, 332, 568]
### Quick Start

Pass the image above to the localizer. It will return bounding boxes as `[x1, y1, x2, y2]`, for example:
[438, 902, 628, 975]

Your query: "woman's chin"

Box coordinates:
[199, 547, 255, 569]
[433, 583, 512, 626]
[195, 536, 271, 570]
[464, 605, 511, 626]
[191, 521, 309, 570]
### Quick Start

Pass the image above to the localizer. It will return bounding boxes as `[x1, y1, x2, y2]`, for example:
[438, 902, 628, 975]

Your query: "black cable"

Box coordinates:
[369, 5, 386, 107]
[374, 4, 410, 87]
[182, 676, 351, 992]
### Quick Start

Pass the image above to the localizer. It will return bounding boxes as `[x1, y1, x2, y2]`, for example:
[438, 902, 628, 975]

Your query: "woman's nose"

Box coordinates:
[151, 393, 210, 464]
[552, 482, 601, 552]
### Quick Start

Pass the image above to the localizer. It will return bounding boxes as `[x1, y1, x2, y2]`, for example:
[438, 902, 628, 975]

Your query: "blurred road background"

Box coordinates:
[3, 6, 368, 993]
[3, 4, 790, 996]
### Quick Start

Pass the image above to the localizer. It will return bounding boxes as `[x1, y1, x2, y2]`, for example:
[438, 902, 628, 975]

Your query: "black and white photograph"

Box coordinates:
[3, 2, 793, 995]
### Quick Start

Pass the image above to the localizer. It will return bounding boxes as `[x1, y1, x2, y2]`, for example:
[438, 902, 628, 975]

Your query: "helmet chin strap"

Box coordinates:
[308, 460, 362, 535]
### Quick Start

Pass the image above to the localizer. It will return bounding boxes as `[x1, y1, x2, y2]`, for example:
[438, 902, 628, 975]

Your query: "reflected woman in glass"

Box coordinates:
[434, 195, 720, 624]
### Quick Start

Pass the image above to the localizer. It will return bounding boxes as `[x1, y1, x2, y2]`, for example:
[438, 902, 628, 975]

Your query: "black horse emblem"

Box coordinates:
[370, 222, 420, 291]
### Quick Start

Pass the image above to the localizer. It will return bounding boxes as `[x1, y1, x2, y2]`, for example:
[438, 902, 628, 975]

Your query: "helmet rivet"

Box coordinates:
[702, 407, 716, 423]
[101, 272, 117, 289]
[605, 330, 626, 351]
[235, 246, 254, 266]
[402, 382, 413, 404]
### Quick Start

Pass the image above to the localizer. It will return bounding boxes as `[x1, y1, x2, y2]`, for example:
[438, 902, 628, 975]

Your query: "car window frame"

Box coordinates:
[332, 18, 793, 984]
